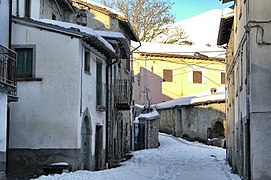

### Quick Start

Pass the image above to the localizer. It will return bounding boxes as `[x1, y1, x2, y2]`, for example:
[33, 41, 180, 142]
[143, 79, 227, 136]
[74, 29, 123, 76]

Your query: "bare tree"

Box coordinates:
[154, 27, 193, 45]
[99, 0, 176, 42]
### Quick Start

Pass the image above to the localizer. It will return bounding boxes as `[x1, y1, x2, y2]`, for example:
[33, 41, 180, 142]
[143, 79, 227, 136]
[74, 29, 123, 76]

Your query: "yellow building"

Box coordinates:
[132, 42, 226, 104]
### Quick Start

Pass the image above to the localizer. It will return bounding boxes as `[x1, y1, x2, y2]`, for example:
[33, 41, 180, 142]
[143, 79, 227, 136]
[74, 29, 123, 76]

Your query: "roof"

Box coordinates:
[154, 87, 225, 110]
[220, 0, 234, 3]
[217, 8, 234, 45]
[96, 30, 131, 57]
[12, 16, 116, 57]
[134, 109, 160, 122]
[132, 42, 226, 61]
[71, 0, 140, 42]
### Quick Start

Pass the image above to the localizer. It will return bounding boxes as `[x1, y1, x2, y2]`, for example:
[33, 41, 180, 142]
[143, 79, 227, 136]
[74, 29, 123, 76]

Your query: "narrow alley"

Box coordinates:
[36, 134, 240, 180]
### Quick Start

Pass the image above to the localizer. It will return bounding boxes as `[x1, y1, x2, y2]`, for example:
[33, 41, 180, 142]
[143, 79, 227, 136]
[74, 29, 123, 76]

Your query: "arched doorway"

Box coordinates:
[212, 121, 225, 138]
[81, 116, 91, 170]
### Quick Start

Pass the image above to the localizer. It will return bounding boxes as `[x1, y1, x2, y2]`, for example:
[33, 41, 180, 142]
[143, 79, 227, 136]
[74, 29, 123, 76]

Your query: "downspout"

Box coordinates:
[8, 0, 12, 48]
[245, 0, 251, 179]
[6, 0, 13, 176]
[131, 41, 141, 54]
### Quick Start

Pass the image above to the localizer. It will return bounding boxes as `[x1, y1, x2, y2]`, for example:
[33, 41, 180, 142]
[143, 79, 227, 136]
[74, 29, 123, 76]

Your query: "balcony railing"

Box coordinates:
[96, 82, 106, 111]
[114, 79, 131, 110]
[0, 44, 17, 98]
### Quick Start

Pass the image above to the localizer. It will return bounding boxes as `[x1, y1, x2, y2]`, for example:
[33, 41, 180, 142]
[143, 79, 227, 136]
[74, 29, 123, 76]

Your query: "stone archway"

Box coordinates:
[211, 121, 225, 138]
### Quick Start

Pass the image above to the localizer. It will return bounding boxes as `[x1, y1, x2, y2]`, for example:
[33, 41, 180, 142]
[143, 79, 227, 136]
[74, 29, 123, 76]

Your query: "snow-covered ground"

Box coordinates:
[35, 134, 240, 180]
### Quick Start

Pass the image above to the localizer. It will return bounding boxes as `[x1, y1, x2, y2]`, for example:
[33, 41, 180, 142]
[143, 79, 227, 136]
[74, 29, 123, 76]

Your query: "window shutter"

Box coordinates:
[221, 72, 225, 84]
[16, 48, 33, 77]
[163, 69, 173, 82]
[193, 71, 202, 84]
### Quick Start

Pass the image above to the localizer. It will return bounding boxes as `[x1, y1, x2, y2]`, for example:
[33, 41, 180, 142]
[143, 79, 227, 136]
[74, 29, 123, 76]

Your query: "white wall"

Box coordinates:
[12, 0, 40, 19]
[80, 44, 107, 155]
[0, 93, 7, 152]
[0, 0, 9, 46]
[10, 23, 81, 149]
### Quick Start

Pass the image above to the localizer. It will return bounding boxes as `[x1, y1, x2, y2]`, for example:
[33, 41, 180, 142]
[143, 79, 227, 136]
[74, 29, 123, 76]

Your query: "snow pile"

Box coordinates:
[35, 133, 240, 180]
[137, 109, 160, 120]
[49, 162, 69, 166]
[154, 86, 225, 110]
[39, 19, 115, 53]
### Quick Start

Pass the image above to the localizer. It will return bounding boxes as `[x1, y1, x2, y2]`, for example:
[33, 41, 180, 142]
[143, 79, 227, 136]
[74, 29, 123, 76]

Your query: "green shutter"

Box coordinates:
[16, 48, 33, 77]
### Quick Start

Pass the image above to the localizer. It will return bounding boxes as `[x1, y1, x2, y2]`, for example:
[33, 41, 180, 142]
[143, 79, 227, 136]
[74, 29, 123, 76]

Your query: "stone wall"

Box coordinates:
[158, 103, 226, 145]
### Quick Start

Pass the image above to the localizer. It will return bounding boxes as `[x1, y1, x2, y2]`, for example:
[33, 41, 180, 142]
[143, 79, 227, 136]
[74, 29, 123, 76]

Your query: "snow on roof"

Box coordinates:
[132, 41, 225, 58]
[134, 104, 145, 109]
[39, 19, 115, 53]
[154, 87, 225, 110]
[78, 0, 126, 19]
[49, 162, 69, 166]
[221, 7, 234, 19]
[135, 109, 160, 121]
[96, 30, 126, 39]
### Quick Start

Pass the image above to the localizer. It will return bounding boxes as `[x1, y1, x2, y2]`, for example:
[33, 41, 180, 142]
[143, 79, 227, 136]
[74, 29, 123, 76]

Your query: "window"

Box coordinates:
[163, 69, 173, 82]
[221, 72, 226, 84]
[84, 49, 90, 73]
[15, 48, 33, 78]
[52, 13, 56, 20]
[193, 71, 202, 84]
[25, 0, 31, 18]
[96, 60, 105, 110]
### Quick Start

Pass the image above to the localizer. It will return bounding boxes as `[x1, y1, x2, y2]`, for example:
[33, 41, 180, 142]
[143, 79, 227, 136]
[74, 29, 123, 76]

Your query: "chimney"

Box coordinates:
[210, 87, 217, 94]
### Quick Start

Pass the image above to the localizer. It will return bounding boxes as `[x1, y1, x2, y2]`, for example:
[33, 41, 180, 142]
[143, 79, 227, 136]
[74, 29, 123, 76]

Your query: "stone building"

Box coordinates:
[8, 0, 139, 178]
[134, 108, 160, 150]
[69, 0, 140, 168]
[217, 0, 271, 179]
[155, 87, 226, 147]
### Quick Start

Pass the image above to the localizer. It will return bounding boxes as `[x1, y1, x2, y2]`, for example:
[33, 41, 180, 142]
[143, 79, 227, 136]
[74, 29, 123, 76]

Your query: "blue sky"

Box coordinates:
[91, 0, 233, 21]
[170, 0, 233, 21]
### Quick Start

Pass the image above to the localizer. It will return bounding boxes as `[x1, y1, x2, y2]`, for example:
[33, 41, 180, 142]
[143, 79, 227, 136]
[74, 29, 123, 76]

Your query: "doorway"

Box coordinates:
[81, 116, 91, 170]
[95, 125, 103, 170]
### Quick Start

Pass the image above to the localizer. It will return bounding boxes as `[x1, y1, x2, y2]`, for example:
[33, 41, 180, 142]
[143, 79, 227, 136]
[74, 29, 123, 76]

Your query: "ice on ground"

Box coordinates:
[35, 133, 240, 180]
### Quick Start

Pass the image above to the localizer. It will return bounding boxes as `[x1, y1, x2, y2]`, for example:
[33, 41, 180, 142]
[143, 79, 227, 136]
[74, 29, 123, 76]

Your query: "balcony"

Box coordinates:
[0, 44, 17, 101]
[114, 79, 131, 110]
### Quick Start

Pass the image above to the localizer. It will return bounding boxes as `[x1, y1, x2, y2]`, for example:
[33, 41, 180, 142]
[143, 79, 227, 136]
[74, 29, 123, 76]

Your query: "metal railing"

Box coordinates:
[0, 44, 17, 95]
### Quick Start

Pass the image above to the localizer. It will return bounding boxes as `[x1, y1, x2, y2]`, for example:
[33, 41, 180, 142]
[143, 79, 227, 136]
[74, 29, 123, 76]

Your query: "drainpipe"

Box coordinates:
[8, 0, 12, 48]
[245, 0, 251, 179]
[6, 1, 13, 177]
[131, 41, 141, 54]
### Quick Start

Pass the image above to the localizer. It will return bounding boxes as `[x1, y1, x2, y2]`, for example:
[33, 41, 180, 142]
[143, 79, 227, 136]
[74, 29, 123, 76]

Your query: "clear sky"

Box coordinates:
[170, 0, 233, 21]
[91, 0, 233, 21]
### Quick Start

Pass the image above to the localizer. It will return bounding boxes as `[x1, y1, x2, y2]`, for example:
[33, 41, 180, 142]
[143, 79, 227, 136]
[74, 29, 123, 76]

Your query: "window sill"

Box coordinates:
[84, 71, 91, 75]
[17, 77, 43, 81]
